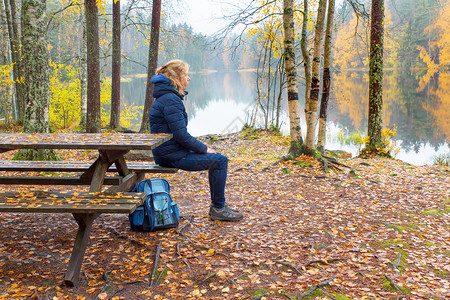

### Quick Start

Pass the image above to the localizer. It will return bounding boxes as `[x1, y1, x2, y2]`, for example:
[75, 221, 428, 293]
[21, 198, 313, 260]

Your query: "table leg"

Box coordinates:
[64, 213, 99, 286]
[89, 159, 109, 192]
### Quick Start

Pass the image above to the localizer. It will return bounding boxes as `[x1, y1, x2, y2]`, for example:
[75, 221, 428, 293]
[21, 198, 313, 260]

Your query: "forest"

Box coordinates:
[0, 0, 448, 137]
[0, 0, 449, 299]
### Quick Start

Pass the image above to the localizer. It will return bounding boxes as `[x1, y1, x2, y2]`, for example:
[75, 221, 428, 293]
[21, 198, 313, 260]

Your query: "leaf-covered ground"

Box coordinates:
[0, 131, 449, 299]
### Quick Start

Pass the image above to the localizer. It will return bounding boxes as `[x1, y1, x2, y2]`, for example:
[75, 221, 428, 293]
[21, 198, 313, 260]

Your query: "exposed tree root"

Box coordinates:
[253, 293, 270, 300]
[109, 227, 151, 250]
[262, 155, 291, 172]
[390, 254, 402, 273]
[276, 260, 303, 275]
[150, 241, 162, 287]
[383, 275, 403, 293]
[94, 270, 111, 300]
[262, 149, 357, 176]
[299, 276, 336, 298]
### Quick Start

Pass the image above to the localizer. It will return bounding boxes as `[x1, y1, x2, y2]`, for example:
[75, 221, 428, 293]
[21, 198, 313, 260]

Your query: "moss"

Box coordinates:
[13, 149, 62, 161]
[329, 293, 354, 300]
[248, 288, 271, 298]
[377, 240, 405, 248]
[422, 208, 449, 215]
[381, 276, 410, 294]
[301, 288, 323, 299]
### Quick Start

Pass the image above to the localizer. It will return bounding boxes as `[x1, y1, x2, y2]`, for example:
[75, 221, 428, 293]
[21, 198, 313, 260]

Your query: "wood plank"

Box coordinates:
[0, 133, 172, 151]
[0, 191, 146, 214]
[0, 204, 140, 214]
[0, 176, 123, 185]
[0, 160, 178, 173]
[105, 173, 138, 193]
[0, 190, 144, 198]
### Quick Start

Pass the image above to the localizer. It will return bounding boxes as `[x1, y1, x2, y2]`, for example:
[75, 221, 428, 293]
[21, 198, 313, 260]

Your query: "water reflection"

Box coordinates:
[121, 69, 449, 165]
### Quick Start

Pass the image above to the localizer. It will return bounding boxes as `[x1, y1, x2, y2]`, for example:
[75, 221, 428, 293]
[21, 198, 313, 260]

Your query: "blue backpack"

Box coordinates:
[129, 178, 180, 232]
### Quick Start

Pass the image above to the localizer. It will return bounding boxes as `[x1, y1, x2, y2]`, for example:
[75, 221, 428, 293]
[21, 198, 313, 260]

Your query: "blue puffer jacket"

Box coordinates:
[150, 74, 207, 166]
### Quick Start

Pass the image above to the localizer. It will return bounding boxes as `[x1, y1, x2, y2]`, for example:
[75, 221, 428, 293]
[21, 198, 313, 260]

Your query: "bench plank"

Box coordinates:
[0, 176, 124, 185]
[0, 160, 178, 173]
[0, 191, 146, 214]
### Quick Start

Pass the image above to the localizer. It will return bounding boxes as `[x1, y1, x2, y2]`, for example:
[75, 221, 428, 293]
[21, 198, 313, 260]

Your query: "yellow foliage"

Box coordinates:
[424, 0, 450, 66]
[99, 78, 143, 131]
[423, 72, 450, 142]
[334, 6, 401, 70]
[333, 12, 369, 70]
[380, 126, 400, 156]
[49, 62, 82, 131]
[416, 46, 440, 92]
[0, 64, 14, 88]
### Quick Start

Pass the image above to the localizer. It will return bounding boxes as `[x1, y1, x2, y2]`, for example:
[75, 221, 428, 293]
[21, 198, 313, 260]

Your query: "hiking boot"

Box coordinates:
[209, 205, 243, 222]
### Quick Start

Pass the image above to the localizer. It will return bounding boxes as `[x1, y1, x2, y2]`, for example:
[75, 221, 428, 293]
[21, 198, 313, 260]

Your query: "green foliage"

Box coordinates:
[337, 129, 368, 153]
[338, 127, 400, 157]
[240, 124, 260, 140]
[432, 153, 450, 166]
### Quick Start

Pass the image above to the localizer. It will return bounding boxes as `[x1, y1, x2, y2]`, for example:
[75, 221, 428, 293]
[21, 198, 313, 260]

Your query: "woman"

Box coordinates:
[149, 60, 243, 222]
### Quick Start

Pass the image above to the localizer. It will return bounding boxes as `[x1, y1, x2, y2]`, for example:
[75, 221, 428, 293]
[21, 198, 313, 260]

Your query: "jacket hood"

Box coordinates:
[152, 74, 187, 100]
[151, 74, 179, 99]
[151, 73, 171, 85]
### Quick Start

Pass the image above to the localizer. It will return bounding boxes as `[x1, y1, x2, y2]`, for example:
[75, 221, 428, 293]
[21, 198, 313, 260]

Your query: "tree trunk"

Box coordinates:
[0, 0, 13, 123]
[17, 0, 59, 160]
[300, 0, 311, 109]
[0, 0, 9, 65]
[252, 45, 267, 128]
[283, 0, 304, 156]
[367, 0, 384, 149]
[140, 0, 161, 133]
[21, 0, 49, 134]
[317, 0, 335, 152]
[305, 0, 327, 154]
[3, 0, 25, 122]
[79, 16, 87, 128]
[85, 0, 101, 133]
[109, 0, 121, 129]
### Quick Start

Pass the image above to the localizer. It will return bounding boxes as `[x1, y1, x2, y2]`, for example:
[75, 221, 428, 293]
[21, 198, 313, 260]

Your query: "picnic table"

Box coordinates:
[0, 132, 175, 285]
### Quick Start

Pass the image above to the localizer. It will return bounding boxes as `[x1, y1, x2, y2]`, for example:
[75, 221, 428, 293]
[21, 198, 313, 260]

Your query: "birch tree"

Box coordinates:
[317, 0, 335, 151]
[300, 0, 311, 106]
[283, 0, 303, 156]
[305, 0, 327, 153]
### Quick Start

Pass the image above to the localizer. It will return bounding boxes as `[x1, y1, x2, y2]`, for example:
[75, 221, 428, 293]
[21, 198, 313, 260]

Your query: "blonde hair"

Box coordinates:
[155, 60, 190, 95]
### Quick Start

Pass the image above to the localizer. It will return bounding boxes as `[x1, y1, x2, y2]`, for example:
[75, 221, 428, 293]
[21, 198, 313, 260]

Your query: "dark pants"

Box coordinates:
[169, 151, 228, 208]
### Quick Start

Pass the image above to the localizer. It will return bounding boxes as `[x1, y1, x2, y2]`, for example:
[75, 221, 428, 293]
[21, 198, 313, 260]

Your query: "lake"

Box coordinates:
[122, 69, 449, 166]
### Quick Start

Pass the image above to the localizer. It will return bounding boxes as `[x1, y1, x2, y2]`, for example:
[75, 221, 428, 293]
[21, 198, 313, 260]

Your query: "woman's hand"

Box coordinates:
[206, 147, 217, 154]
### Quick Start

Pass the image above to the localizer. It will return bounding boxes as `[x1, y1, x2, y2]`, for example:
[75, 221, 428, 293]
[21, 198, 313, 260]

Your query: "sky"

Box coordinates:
[182, 0, 241, 35]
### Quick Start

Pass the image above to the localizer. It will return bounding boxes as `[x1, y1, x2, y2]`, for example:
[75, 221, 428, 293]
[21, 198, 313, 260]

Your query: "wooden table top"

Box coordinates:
[0, 133, 172, 151]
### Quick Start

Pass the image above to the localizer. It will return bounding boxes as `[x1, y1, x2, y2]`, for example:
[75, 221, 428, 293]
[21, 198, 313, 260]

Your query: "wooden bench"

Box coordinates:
[0, 160, 178, 173]
[0, 190, 147, 286]
[0, 160, 178, 186]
